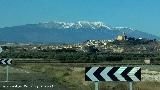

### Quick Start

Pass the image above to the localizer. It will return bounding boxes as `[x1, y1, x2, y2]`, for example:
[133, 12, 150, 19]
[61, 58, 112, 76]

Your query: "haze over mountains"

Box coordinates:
[0, 21, 159, 43]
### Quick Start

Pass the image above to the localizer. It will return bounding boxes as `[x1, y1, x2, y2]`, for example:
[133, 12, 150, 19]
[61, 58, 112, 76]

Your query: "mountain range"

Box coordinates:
[0, 21, 159, 43]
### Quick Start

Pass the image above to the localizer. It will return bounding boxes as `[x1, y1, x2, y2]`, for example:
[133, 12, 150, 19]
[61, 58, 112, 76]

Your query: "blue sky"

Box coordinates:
[0, 0, 160, 36]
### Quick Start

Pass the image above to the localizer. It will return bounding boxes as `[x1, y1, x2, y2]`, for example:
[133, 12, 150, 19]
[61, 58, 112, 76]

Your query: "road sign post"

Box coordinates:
[0, 59, 12, 82]
[6, 65, 9, 82]
[0, 47, 12, 82]
[85, 67, 141, 90]
[95, 82, 99, 90]
[129, 82, 133, 90]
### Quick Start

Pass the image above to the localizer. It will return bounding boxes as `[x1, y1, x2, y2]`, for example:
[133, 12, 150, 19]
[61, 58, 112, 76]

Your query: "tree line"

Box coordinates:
[0, 47, 158, 63]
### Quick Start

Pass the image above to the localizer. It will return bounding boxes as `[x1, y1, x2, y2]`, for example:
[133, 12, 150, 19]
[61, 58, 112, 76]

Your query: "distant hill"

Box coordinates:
[0, 21, 159, 43]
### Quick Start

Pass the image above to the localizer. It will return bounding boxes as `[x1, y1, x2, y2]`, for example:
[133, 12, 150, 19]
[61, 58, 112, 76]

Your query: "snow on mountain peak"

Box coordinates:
[113, 27, 135, 31]
[38, 21, 134, 31]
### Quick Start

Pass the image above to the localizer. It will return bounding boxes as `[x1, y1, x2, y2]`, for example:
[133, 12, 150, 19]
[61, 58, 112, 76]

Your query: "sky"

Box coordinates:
[0, 0, 160, 36]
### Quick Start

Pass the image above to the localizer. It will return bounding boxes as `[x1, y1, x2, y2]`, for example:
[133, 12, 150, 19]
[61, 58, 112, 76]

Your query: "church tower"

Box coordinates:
[123, 32, 127, 40]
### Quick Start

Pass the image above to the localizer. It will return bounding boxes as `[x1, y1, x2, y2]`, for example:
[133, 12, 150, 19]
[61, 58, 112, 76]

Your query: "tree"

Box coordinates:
[84, 46, 99, 52]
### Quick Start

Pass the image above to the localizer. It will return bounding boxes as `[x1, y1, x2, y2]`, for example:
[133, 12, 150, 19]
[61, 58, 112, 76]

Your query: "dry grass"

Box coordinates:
[7, 64, 160, 90]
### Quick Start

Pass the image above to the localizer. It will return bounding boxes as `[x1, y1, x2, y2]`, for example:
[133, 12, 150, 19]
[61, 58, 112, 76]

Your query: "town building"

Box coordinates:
[116, 32, 127, 41]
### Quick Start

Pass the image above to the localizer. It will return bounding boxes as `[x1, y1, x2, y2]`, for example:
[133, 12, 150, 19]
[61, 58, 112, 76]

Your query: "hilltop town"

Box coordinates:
[0, 33, 160, 64]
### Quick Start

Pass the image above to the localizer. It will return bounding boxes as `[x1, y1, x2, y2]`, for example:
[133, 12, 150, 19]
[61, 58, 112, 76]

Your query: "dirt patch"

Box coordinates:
[142, 69, 160, 82]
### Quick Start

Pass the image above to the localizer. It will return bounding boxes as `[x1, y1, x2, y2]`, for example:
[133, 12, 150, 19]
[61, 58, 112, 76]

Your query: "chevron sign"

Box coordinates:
[0, 59, 12, 65]
[85, 67, 141, 82]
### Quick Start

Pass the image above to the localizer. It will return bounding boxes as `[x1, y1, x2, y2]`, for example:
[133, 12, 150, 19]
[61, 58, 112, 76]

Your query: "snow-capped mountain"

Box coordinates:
[0, 21, 159, 43]
[38, 21, 111, 29]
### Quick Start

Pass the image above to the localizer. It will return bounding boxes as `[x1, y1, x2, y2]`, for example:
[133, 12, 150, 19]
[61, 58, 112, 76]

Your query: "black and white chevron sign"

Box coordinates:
[0, 59, 12, 65]
[85, 67, 141, 81]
